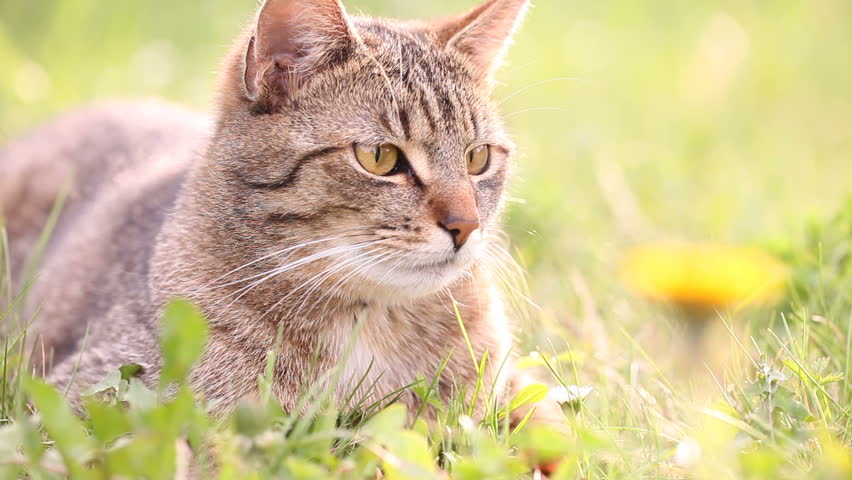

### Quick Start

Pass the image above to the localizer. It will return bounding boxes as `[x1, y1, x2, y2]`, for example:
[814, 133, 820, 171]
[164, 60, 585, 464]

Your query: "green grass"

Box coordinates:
[0, 203, 850, 478]
[2, 0, 852, 478]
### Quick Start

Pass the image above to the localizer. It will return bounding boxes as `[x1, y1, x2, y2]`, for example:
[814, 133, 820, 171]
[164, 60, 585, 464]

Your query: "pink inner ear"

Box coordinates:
[244, 35, 259, 97]
[259, 13, 303, 62]
[255, 0, 351, 63]
[244, 0, 354, 103]
[272, 53, 300, 71]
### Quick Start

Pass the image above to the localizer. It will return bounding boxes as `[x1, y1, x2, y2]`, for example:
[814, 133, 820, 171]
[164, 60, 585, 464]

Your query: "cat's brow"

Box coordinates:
[242, 146, 344, 190]
[416, 95, 439, 134]
[397, 108, 412, 140]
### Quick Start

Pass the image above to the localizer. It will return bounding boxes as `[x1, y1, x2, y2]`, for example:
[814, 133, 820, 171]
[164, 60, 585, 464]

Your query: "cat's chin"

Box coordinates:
[353, 244, 483, 302]
[363, 265, 464, 301]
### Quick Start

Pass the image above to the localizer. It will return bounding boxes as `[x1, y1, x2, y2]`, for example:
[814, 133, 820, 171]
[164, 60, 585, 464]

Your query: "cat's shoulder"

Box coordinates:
[2, 99, 210, 176]
[36, 99, 209, 139]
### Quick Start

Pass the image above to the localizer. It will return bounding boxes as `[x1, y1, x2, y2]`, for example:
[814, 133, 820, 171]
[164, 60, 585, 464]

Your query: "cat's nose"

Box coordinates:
[439, 214, 480, 250]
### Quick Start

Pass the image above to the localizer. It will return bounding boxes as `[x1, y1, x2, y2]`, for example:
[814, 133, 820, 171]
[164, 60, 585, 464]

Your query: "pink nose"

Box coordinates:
[439, 214, 480, 250]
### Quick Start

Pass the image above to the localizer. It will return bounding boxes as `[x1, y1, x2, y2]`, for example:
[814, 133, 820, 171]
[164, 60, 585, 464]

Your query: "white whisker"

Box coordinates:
[257, 241, 395, 323]
[191, 234, 371, 294]
[494, 60, 536, 86]
[497, 77, 588, 106]
[217, 241, 379, 311]
[281, 247, 389, 320]
[501, 107, 564, 120]
[301, 248, 399, 319]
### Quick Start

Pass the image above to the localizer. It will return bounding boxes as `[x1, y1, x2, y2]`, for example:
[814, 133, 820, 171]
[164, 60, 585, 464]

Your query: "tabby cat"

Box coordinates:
[0, 0, 559, 424]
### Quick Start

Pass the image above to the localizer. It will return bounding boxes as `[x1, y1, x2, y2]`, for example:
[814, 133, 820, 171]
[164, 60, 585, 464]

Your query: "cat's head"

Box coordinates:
[204, 0, 528, 302]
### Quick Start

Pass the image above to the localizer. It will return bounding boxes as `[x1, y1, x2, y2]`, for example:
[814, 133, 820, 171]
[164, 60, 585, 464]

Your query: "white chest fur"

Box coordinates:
[327, 306, 443, 407]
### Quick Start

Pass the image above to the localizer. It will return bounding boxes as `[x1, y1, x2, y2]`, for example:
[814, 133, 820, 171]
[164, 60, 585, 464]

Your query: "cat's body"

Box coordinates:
[2, 0, 557, 422]
[1, 102, 208, 384]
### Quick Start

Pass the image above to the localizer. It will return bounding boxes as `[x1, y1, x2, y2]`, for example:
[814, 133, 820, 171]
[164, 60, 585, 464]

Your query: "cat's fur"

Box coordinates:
[1, 0, 558, 423]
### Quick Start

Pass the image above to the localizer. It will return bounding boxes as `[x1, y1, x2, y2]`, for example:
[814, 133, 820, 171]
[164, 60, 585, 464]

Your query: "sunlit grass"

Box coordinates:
[1, 202, 851, 478]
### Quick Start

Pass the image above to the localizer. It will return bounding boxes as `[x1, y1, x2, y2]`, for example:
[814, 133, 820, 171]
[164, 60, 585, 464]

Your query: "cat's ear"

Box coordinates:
[434, 0, 530, 81]
[244, 0, 355, 105]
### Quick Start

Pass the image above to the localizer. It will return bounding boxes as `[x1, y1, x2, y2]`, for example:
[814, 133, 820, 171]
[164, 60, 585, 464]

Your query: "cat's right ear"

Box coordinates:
[243, 0, 356, 110]
[434, 0, 530, 82]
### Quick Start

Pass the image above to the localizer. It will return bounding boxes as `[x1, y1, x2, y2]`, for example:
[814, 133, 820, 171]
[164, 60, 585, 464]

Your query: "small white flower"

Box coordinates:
[458, 415, 476, 432]
[549, 385, 593, 405]
[674, 437, 702, 467]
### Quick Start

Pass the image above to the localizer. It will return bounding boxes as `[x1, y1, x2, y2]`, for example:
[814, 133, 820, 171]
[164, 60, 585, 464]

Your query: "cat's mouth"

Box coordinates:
[405, 254, 457, 270]
[348, 242, 482, 301]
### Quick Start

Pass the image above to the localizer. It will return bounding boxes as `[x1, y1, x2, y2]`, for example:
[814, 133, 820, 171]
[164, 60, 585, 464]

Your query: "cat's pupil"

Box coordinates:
[373, 146, 381, 163]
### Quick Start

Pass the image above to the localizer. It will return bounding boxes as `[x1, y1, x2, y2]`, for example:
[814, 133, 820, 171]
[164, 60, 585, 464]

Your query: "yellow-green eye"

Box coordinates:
[354, 143, 399, 176]
[467, 145, 490, 175]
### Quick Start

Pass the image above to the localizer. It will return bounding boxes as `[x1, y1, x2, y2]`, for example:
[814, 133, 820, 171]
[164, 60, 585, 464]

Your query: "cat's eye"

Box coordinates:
[354, 143, 400, 176]
[467, 145, 490, 175]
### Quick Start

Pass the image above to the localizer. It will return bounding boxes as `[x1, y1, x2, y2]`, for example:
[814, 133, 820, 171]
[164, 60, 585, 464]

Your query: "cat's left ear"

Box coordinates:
[434, 0, 530, 81]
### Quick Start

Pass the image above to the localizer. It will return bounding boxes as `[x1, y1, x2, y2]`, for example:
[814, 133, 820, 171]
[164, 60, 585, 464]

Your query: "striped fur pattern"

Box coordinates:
[1, 0, 561, 424]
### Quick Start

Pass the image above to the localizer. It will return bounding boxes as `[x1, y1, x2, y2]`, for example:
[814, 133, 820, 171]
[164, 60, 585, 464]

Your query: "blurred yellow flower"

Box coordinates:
[621, 243, 788, 309]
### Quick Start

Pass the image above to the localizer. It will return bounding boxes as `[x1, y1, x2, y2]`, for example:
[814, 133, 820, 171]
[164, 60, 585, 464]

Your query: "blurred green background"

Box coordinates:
[1, 0, 850, 338]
